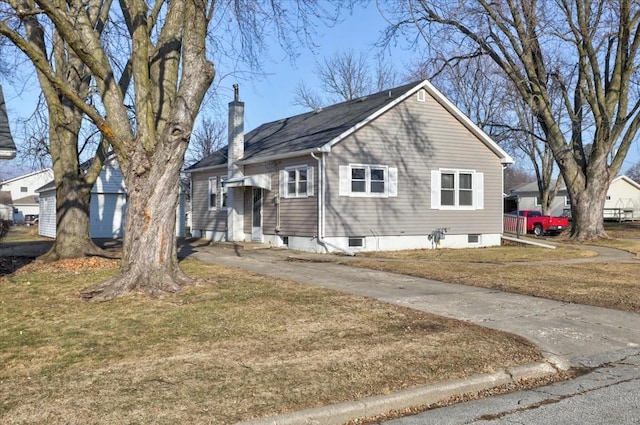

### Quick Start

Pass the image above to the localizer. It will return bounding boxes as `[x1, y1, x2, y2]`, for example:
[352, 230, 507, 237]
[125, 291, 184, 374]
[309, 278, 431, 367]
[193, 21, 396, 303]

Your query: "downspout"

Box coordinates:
[311, 152, 354, 256]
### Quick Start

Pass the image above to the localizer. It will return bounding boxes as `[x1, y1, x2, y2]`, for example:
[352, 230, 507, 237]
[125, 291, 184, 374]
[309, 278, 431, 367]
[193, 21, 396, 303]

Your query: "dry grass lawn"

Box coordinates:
[0, 257, 541, 424]
[3, 223, 636, 423]
[341, 224, 640, 314]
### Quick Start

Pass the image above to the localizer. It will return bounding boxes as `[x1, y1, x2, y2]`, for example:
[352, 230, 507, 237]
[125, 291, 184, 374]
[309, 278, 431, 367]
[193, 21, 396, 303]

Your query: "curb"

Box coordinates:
[236, 362, 558, 425]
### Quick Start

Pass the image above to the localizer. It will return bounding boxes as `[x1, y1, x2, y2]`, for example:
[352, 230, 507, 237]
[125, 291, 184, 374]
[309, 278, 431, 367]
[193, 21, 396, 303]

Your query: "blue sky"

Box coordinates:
[226, 2, 410, 131]
[1, 2, 410, 178]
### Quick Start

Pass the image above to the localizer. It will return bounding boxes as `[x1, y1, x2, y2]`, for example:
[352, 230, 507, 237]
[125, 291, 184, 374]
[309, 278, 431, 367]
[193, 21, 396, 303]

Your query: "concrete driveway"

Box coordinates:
[183, 241, 640, 424]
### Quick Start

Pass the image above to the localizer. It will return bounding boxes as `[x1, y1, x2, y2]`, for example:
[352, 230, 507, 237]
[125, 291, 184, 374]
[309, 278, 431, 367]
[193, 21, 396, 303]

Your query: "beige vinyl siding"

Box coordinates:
[244, 157, 317, 236]
[190, 170, 227, 233]
[325, 90, 503, 237]
[243, 164, 271, 233]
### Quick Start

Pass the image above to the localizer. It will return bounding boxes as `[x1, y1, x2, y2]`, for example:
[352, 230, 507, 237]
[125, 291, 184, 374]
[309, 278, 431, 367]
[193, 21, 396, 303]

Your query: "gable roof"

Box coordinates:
[510, 181, 543, 195]
[0, 85, 17, 160]
[187, 80, 513, 171]
[12, 194, 39, 205]
[511, 175, 640, 196]
[611, 175, 640, 191]
[0, 168, 52, 185]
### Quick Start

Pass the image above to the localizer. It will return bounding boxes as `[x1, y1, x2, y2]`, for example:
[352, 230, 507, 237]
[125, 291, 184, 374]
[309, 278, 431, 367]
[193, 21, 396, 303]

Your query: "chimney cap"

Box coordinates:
[233, 84, 239, 101]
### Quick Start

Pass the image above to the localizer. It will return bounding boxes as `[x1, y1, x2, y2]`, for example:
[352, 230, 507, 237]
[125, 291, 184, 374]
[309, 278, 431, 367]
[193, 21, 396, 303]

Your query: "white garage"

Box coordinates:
[37, 157, 185, 239]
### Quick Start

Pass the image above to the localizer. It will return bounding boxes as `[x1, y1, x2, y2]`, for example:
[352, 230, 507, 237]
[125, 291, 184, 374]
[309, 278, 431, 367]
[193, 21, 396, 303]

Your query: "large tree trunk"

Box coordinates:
[565, 168, 610, 241]
[39, 175, 105, 261]
[39, 104, 106, 262]
[80, 145, 192, 301]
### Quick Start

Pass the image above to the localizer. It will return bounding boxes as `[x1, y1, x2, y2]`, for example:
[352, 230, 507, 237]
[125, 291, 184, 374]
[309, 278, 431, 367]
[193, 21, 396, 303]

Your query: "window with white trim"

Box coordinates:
[534, 196, 541, 207]
[339, 164, 398, 198]
[280, 165, 314, 198]
[564, 196, 571, 206]
[431, 169, 484, 210]
[208, 177, 217, 210]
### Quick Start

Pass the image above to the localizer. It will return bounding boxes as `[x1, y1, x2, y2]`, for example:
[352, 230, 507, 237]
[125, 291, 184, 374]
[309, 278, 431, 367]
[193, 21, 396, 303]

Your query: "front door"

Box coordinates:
[251, 188, 263, 241]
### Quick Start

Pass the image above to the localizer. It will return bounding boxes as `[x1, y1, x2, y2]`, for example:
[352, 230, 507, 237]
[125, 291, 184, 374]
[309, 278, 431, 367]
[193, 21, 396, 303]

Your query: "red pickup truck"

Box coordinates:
[512, 210, 569, 237]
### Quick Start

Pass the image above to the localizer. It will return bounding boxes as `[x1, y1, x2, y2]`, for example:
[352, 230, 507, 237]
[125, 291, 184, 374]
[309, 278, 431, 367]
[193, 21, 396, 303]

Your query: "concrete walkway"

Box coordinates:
[183, 241, 640, 424]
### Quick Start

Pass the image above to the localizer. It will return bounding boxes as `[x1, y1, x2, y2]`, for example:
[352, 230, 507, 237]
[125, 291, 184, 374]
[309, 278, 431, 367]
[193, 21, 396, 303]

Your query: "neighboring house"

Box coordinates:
[37, 156, 186, 239]
[0, 191, 12, 221]
[509, 175, 640, 220]
[0, 168, 53, 224]
[0, 84, 17, 160]
[186, 80, 514, 253]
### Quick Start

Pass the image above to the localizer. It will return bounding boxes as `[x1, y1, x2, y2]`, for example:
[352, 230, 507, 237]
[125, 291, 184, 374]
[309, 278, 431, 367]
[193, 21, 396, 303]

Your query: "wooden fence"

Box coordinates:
[503, 214, 527, 235]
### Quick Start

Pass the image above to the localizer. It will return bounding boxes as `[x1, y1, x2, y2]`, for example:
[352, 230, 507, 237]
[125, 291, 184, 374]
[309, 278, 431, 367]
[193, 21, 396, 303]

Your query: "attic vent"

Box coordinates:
[417, 89, 426, 102]
[358, 96, 368, 102]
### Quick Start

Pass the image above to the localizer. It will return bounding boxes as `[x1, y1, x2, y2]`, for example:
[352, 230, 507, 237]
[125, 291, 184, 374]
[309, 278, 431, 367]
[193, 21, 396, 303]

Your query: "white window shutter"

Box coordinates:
[430, 170, 440, 209]
[339, 165, 350, 196]
[279, 170, 287, 197]
[388, 167, 398, 197]
[475, 172, 484, 210]
[307, 166, 314, 197]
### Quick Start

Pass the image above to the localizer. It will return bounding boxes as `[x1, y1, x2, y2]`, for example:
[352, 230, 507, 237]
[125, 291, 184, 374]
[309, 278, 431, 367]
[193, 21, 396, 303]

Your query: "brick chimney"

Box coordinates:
[227, 84, 245, 241]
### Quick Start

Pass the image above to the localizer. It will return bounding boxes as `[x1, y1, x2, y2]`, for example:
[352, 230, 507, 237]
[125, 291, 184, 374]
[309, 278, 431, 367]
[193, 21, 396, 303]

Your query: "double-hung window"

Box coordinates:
[431, 169, 483, 210]
[339, 164, 398, 197]
[280, 165, 314, 198]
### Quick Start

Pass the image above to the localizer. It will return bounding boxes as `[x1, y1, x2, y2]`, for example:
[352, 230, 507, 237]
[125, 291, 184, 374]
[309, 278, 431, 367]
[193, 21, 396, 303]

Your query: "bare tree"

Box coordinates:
[504, 165, 535, 194]
[1, 0, 348, 300]
[625, 162, 640, 184]
[417, 55, 565, 213]
[384, 0, 640, 241]
[185, 117, 225, 166]
[506, 95, 564, 216]
[0, 0, 111, 260]
[294, 49, 400, 109]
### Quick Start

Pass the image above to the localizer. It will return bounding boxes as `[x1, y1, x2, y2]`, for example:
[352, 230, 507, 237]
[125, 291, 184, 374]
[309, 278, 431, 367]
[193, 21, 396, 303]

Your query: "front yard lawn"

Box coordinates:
[0, 257, 542, 424]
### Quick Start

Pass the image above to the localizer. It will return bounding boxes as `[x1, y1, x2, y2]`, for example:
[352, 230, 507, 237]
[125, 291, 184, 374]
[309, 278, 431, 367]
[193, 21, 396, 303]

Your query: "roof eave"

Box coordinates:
[237, 146, 329, 166]
[614, 175, 640, 191]
[322, 81, 429, 150]
[0, 148, 17, 160]
[183, 163, 227, 174]
[318, 79, 513, 164]
[421, 80, 514, 163]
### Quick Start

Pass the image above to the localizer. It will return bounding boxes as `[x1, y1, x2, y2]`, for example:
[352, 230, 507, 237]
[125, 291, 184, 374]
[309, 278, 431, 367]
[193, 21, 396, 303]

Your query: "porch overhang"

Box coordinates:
[223, 174, 272, 191]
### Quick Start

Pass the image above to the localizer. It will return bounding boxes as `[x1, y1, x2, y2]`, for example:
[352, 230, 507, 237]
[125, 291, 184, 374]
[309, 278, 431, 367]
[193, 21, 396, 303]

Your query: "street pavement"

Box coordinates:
[183, 241, 640, 424]
[387, 352, 640, 425]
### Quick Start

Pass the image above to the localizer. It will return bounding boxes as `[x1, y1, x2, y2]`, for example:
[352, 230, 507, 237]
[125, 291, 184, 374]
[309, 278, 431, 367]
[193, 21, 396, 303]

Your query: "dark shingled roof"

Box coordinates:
[0, 85, 17, 158]
[186, 81, 423, 171]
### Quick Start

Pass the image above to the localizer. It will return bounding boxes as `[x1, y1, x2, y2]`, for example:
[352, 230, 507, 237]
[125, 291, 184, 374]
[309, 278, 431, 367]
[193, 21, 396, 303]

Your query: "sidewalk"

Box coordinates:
[184, 241, 640, 424]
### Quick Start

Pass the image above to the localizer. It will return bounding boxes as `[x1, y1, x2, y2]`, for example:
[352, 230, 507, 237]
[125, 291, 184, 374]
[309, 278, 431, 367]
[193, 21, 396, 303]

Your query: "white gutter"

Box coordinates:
[184, 147, 330, 173]
[183, 163, 226, 174]
[239, 146, 329, 165]
[311, 152, 354, 256]
[0, 148, 16, 159]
